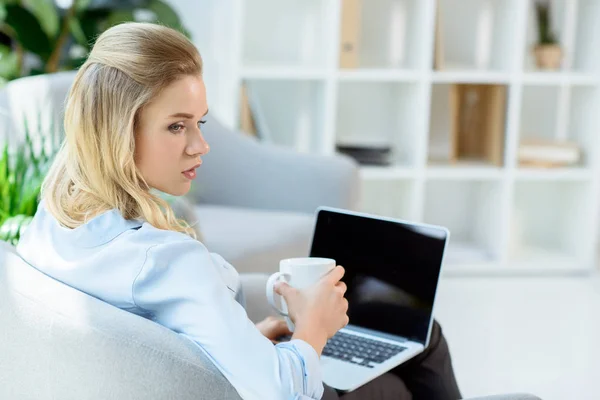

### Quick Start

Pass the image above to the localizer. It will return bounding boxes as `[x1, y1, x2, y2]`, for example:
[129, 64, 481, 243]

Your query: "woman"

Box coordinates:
[16, 22, 461, 400]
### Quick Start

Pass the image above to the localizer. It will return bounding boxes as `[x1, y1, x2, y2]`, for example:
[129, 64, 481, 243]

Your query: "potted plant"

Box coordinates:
[0, 115, 60, 245]
[0, 0, 189, 85]
[533, 0, 562, 70]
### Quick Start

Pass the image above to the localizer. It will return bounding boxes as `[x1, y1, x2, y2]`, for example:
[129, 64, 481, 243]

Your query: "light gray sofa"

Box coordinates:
[0, 241, 541, 399]
[0, 71, 360, 274]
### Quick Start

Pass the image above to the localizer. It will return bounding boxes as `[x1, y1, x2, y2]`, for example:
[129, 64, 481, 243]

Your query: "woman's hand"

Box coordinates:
[255, 316, 292, 344]
[274, 265, 349, 355]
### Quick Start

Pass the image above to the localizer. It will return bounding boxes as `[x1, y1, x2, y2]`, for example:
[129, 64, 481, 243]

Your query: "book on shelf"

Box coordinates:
[238, 82, 273, 143]
[239, 83, 257, 137]
[518, 138, 581, 167]
[339, 0, 361, 69]
[449, 84, 506, 166]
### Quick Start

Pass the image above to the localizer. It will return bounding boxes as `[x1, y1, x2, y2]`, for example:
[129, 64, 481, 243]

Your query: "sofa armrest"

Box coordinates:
[239, 273, 279, 324]
[187, 115, 360, 214]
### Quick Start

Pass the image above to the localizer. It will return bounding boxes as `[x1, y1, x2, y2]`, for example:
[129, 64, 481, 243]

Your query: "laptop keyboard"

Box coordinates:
[322, 331, 407, 368]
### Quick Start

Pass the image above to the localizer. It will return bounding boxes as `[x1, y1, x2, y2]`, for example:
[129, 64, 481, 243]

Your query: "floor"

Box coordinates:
[434, 273, 600, 400]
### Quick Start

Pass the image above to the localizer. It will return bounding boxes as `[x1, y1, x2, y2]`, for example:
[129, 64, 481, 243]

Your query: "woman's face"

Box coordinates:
[135, 75, 210, 196]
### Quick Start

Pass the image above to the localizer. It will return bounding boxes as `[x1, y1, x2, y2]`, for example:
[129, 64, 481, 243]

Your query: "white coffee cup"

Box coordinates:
[266, 257, 336, 332]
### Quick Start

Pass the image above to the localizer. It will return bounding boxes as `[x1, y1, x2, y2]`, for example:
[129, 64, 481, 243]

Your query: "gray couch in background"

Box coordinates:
[0, 71, 361, 274]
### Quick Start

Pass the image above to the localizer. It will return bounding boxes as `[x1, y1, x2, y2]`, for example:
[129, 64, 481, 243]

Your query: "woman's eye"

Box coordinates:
[169, 123, 185, 133]
[198, 120, 206, 128]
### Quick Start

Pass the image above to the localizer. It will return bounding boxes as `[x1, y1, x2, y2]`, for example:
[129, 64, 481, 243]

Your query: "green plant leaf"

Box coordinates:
[4, 4, 52, 61]
[76, 0, 93, 12]
[146, 0, 181, 29]
[0, 44, 19, 80]
[106, 10, 135, 28]
[77, 9, 110, 48]
[0, 4, 7, 22]
[23, 0, 60, 39]
[0, 214, 32, 245]
[0, 144, 8, 200]
[69, 16, 88, 47]
[64, 56, 87, 70]
[0, 111, 60, 243]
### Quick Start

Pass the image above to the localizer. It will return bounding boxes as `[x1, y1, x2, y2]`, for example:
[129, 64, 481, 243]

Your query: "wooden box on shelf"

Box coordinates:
[449, 84, 507, 166]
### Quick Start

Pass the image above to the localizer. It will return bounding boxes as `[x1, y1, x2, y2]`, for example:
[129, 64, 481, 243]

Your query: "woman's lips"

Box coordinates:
[182, 167, 197, 180]
[182, 161, 202, 180]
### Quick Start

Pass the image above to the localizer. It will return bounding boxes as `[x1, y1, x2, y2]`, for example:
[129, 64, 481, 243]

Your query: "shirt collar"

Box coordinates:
[39, 200, 144, 248]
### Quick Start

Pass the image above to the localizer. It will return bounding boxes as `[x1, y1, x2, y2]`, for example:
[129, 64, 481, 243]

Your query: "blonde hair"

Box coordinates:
[42, 22, 202, 238]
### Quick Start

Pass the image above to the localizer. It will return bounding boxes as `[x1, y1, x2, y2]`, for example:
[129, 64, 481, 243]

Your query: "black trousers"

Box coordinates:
[321, 321, 462, 400]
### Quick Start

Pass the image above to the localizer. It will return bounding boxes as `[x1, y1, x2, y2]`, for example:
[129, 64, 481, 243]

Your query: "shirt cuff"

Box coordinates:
[280, 339, 324, 399]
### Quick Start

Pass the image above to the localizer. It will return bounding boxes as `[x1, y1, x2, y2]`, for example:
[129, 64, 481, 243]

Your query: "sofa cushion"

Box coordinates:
[195, 205, 315, 274]
[0, 244, 241, 400]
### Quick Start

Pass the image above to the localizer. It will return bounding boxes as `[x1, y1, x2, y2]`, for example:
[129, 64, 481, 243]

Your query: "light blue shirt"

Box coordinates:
[17, 200, 324, 400]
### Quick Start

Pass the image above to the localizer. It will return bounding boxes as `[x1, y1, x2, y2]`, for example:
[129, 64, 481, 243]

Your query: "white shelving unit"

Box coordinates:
[171, 0, 600, 275]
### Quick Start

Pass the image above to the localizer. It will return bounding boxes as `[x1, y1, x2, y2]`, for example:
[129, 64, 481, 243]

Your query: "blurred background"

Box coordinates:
[1, 0, 600, 399]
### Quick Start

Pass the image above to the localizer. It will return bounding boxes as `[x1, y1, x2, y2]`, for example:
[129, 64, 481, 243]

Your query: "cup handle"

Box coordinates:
[266, 272, 291, 317]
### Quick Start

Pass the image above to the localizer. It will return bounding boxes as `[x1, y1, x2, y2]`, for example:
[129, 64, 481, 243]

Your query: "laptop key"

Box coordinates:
[323, 332, 408, 366]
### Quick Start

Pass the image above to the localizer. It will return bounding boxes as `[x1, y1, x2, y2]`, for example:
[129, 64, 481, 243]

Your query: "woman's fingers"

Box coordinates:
[335, 281, 347, 295]
[324, 265, 345, 284]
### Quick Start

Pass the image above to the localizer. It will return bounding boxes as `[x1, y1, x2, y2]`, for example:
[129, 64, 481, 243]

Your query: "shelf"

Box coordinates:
[424, 180, 505, 262]
[342, 0, 429, 70]
[241, 0, 329, 68]
[241, 67, 327, 80]
[523, 0, 600, 73]
[523, 0, 569, 72]
[359, 166, 416, 180]
[336, 81, 424, 167]
[443, 246, 592, 275]
[242, 79, 326, 153]
[185, 0, 600, 276]
[567, 86, 600, 168]
[359, 179, 418, 221]
[431, 70, 511, 84]
[519, 85, 600, 169]
[519, 85, 561, 142]
[444, 242, 498, 266]
[426, 163, 504, 180]
[428, 83, 508, 166]
[508, 247, 591, 274]
[515, 167, 592, 181]
[337, 69, 422, 82]
[442, 242, 501, 273]
[436, 0, 519, 71]
[521, 72, 600, 86]
[572, 0, 600, 72]
[510, 181, 596, 267]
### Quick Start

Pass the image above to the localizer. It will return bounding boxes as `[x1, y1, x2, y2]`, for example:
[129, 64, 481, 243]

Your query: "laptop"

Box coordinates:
[310, 206, 450, 392]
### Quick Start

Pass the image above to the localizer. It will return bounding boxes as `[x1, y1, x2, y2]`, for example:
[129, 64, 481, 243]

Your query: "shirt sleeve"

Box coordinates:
[132, 238, 324, 400]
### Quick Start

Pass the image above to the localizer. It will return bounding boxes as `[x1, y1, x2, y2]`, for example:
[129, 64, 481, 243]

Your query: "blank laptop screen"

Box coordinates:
[309, 209, 448, 345]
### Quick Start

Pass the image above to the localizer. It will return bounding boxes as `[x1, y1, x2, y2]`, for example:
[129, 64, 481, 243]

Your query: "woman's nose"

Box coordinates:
[187, 130, 210, 156]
